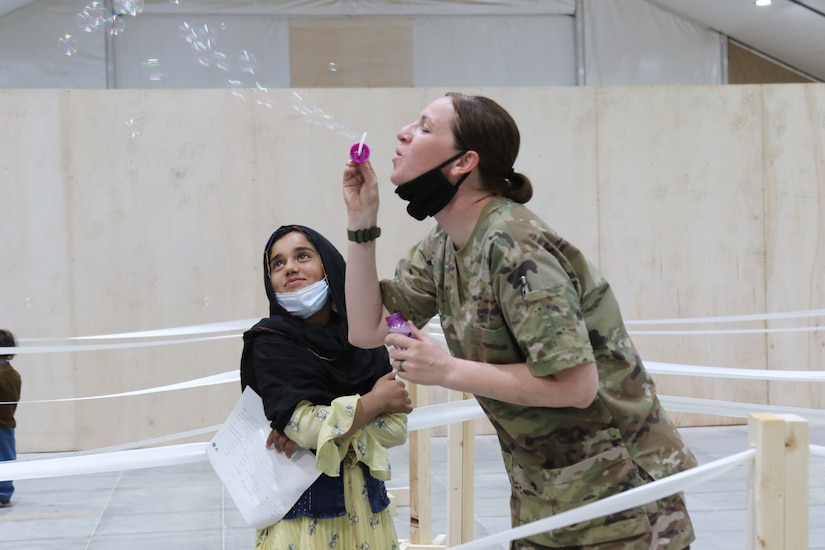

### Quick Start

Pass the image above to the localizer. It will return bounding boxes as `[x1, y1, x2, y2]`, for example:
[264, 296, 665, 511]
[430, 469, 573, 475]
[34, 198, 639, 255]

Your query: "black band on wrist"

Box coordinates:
[347, 226, 381, 243]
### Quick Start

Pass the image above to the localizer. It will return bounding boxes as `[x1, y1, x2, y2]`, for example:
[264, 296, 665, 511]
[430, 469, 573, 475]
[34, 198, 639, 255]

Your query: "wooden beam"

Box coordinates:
[746, 412, 809, 550]
[777, 414, 809, 550]
[446, 390, 476, 545]
[409, 382, 431, 544]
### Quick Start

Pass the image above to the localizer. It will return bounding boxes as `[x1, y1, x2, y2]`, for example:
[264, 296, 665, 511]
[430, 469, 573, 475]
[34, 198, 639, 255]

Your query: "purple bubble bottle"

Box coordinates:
[386, 311, 413, 348]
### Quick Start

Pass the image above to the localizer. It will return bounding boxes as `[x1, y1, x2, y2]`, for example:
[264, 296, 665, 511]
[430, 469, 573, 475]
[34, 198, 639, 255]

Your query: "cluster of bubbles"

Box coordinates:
[289, 92, 359, 140]
[62, 2, 358, 141]
[178, 20, 272, 107]
[62, 0, 146, 56]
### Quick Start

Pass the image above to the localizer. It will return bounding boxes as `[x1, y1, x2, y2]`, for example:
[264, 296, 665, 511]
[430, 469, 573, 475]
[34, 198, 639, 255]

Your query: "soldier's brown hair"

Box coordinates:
[446, 92, 533, 204]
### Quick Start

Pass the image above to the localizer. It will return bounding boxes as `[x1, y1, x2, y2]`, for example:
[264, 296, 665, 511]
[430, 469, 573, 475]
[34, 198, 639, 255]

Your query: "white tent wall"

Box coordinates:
[583, 0, 723, 85]
[0, 0, 725, 89]
[411, 15, 577, 87]
[112, 15, 292, 89]
[0, 2, 106, 88]
[2, 84, 824, 452]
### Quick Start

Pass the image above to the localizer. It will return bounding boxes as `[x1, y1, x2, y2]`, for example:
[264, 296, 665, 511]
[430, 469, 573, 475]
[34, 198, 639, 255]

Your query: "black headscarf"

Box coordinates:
[240, 225, 391, 432]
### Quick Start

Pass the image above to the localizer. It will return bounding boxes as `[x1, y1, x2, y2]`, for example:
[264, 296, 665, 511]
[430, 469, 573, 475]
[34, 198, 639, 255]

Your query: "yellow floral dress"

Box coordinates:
[254, 395, 407, 550]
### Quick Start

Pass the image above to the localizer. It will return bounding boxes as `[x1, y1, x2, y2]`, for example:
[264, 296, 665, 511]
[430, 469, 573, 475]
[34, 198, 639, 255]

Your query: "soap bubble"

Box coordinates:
[238, 50, 257, 76]
[203, 295, 211, 307]
[124, 113, 147, 138]
[290, 91, 359, 139]
[178, 21, 273, 107]
[180, 21, 234, 71]
[328, 61, 338, 72]
[107, 15, 125, 36]
[179, 21, 214, 54]
[58, 34, 79, 56]
[211, 51, 231, 71]
[225, 50, 260, 90]
[253, 82, 272, 108]
[114, 0, 144, 16]
[141, 58, 165, 81]
[76, 1, 107, 33]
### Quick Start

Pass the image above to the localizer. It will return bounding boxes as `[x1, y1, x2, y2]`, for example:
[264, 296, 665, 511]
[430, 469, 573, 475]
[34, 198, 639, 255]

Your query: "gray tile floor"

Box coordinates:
[0, 425, 822, 549]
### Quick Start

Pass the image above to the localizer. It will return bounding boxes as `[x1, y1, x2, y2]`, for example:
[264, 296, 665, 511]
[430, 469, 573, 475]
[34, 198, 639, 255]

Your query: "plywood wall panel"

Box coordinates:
[763, 84, 825, 409]
[0, 90, 79, 450]
[289, 19, 414, 87]
[500, 87, 600, 258]
[595, 85, 769, 425]
[2, 86, 824, 449]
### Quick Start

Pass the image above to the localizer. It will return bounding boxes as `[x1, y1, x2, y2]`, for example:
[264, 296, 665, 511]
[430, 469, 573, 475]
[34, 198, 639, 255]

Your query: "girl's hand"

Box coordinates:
[369, 370, 413, 414]
[266, 428, 298, 459]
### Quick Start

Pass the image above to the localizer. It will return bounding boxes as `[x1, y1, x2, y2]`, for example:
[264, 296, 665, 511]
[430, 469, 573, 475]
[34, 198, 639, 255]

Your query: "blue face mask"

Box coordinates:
[275, 279, 329, 319]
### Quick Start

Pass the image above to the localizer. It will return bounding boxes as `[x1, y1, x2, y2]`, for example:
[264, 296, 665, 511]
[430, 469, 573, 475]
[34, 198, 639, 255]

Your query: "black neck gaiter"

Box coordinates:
[395, 151, 469, 220]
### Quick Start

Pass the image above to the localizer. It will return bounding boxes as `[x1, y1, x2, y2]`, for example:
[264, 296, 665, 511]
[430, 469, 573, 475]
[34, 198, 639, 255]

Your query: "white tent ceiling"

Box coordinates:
[649, 0, 825, 81]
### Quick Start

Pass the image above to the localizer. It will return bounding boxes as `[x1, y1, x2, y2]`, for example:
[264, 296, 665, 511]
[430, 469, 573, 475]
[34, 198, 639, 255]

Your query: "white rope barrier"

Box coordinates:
[3, 306, 822, 356]
[1, 333, 238, 355]
[623, 308, 825, 326]
[66, 319, 255, 340]
[407, 398, 486, 432]
[451, 449, 755, 550]
[811, 445, 825, 459]
[660, 396, 825, 425]
[630, 326, 825, 335]
[8, 395, 816, 483]
[0, 442, 209, 481]
[0, 310, 825, 532]
[431, 309, 825, 329]
[18, 319, 256, 342]
[0, 397, 814, 550]
[0, 401, 489, 480]
[645, 361, 825, 381]
[5, 363, 825, 421]
[62, 425, 221, 456]
[1, 371, 239, 405]
[10, 358, 824, 406]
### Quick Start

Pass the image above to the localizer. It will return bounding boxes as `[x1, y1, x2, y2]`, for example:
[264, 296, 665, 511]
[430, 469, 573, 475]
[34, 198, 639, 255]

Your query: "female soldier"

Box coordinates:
[341, 93, 695, 549]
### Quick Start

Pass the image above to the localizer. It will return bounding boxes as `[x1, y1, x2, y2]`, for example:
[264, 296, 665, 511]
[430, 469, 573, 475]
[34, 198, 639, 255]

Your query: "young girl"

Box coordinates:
[240, 225, 410, 550]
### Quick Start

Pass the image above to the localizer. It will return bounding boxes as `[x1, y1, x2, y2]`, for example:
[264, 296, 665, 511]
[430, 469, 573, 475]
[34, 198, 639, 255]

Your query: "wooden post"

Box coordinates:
[747, 413, 809, 550]
[460, 394, 475, 543]
[446, 390, 476, 545]
[777, 414, 808, 550]
[409, 382, 432, 545]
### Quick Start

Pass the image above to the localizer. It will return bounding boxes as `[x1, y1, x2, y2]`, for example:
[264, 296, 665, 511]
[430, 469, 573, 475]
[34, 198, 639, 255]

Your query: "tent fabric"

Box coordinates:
[0, 0, 722, 89]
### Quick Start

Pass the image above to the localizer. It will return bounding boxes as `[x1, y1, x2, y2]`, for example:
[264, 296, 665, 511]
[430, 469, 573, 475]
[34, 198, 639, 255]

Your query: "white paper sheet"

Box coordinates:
[207, 386, 321, 529]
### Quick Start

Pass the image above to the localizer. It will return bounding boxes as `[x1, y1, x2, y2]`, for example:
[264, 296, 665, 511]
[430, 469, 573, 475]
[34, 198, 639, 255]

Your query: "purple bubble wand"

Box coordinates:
[350, 131, 370, 164]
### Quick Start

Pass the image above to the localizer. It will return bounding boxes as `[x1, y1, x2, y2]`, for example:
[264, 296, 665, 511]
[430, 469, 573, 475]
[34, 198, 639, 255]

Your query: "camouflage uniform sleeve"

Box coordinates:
[493, 244, 596, 377]
[380, 237, 439, 330]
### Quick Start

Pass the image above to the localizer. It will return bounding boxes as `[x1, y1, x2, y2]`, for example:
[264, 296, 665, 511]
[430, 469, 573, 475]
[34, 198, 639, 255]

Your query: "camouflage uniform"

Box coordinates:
[381, 196, 696, 549]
